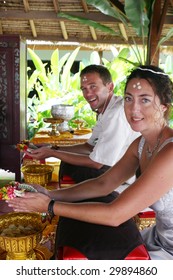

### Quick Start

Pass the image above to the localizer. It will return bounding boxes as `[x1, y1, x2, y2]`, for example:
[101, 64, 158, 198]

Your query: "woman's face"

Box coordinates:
[124, 78, 166, 133]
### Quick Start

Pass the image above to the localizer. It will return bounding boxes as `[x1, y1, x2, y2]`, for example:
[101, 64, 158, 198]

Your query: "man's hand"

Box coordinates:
[25, 147, 53, 159]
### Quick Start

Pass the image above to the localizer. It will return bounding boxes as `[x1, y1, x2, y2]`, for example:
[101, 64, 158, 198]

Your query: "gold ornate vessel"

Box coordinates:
[21, 164, 53, 186]
[0, 212, 45, 260]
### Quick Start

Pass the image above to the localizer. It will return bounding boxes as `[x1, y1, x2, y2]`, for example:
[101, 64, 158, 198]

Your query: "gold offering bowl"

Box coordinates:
[21, 164, 54, 186]
[43, 117, 64, 136]
[72, 119, 85, 130]
[0, 212, 45, 260]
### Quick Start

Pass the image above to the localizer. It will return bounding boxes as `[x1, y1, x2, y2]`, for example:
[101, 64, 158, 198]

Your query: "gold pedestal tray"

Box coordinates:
[43, 117, 64, 136]
[0, 244, 53, 260]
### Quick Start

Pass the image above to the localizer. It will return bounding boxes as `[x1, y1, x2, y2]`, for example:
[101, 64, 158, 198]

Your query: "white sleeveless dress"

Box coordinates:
[138, 137, 173, 259]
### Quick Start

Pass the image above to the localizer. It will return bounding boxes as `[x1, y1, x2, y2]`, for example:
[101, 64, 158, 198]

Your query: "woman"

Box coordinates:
[8, 65, 173, 259]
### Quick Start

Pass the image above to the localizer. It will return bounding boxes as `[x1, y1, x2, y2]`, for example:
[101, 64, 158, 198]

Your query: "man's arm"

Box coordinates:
[26, 144, 103, 169]
[57, 142, 92, 155]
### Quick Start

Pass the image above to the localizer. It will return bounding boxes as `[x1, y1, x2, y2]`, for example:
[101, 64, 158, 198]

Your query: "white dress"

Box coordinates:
[138, 137, 173, 259]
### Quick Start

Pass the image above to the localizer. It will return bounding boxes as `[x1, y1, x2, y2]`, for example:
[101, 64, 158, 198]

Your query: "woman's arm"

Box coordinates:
[52, 142, 173, 227]
[7, 140, 139, 211]
[58, 142, 92, 154]
[9, 141, 173, 228]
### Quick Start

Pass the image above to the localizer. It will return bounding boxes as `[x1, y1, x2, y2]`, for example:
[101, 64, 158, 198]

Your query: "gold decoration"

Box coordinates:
[134, 215, 156, 231]
[21, 164, 53, 186]
[0, 212, 46, 260]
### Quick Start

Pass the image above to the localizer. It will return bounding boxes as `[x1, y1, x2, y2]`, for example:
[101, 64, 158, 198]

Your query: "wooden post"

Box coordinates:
[0, 35, 27, 181]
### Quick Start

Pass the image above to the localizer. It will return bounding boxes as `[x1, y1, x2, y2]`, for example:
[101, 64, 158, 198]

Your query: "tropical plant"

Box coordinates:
[58, 0, 173, 65]
[27, 47, 98, 138]
[27, 44, 173, 140]
[27, 45, 135, 139]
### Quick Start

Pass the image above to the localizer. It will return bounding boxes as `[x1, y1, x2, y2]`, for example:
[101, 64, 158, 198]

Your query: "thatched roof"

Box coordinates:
[0, 0, 173, 51]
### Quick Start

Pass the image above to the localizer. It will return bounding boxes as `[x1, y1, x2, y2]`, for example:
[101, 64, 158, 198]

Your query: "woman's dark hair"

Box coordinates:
[80, 64, 112, 85]
[125, 65, 173, 119]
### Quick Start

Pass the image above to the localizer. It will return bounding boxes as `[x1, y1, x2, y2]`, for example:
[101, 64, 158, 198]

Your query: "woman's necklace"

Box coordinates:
[146, 128, 165, 159]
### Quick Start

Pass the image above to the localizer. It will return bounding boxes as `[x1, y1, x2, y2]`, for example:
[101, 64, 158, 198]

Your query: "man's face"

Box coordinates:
[80, 72, 113, 113]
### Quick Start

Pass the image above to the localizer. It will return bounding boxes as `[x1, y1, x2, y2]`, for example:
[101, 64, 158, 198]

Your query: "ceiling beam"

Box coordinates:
[23, 0, 37, 38]
[81, 0, 97, 41]
[59, 21, 68, 40]
[52, 0, 68, 40]
[0, 10, 125, 22]
[52, 0, 59, 12]
[118, 23, 128, 41]
[29, 20, 37, 38]
[81, 0, 89, 12]
[23, 0, 30, 12]
[19, 33, 173, 46]
[1, 10, 172, 23]
[89, 26, 97, 40]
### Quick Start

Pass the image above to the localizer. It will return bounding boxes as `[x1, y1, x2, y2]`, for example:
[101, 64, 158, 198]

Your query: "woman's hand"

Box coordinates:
[30, 184, 50, 196]
[6, 192, 50, 213]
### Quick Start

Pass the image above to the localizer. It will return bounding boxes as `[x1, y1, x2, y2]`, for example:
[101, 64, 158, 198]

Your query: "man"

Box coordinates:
[27, 64, 140, 184]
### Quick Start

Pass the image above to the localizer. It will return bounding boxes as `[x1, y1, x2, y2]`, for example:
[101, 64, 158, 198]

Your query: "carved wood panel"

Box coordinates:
[0, 35, 27, 181]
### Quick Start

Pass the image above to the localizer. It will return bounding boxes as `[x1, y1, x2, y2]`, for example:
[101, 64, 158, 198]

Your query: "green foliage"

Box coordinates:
[58, 0, 173, 65]
[27, 46, 173, 139]
[27, 47, 98, 139]
[27, 46, 134, 139]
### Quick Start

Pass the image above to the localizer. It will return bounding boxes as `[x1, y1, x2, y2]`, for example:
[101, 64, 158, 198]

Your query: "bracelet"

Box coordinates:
[51, 145, 60, 150]
[47, 199, 55, 219]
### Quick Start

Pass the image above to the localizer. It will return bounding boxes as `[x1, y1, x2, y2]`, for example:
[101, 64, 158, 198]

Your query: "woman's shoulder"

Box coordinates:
[159, 137, 173, 152]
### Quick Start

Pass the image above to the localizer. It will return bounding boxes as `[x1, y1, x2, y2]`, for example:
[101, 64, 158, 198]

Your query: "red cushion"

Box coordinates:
[125, 244, 150, 260]
[62, 175, 74, 181]
[60, 175, 76, 185]
[138, 211, 155, 218]
[60, 244, 150, 260]
[63, 246, 87, 260]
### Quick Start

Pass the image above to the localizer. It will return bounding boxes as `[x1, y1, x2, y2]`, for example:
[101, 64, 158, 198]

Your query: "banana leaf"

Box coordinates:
[61, 47, 80, 91]
[86, 0, 128, 26]
[157, 28, 173, 49]
[124, 0, 150, 37]
[164, 55, 173, 74]
[51, 48, 59, 77]
[151, 28, 173, 64]
[57, 12, 116, 35]
[27, 48, 48, 84]
[59, 52, 71, 70]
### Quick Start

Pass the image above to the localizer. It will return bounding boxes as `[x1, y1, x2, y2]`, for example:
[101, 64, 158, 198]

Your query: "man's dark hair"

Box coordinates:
[80, 64, 112, 85]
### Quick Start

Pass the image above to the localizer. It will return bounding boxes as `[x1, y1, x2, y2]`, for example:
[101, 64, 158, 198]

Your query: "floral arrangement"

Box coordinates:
[16, 140, 29, 152]
[0, 181, 36, 200]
